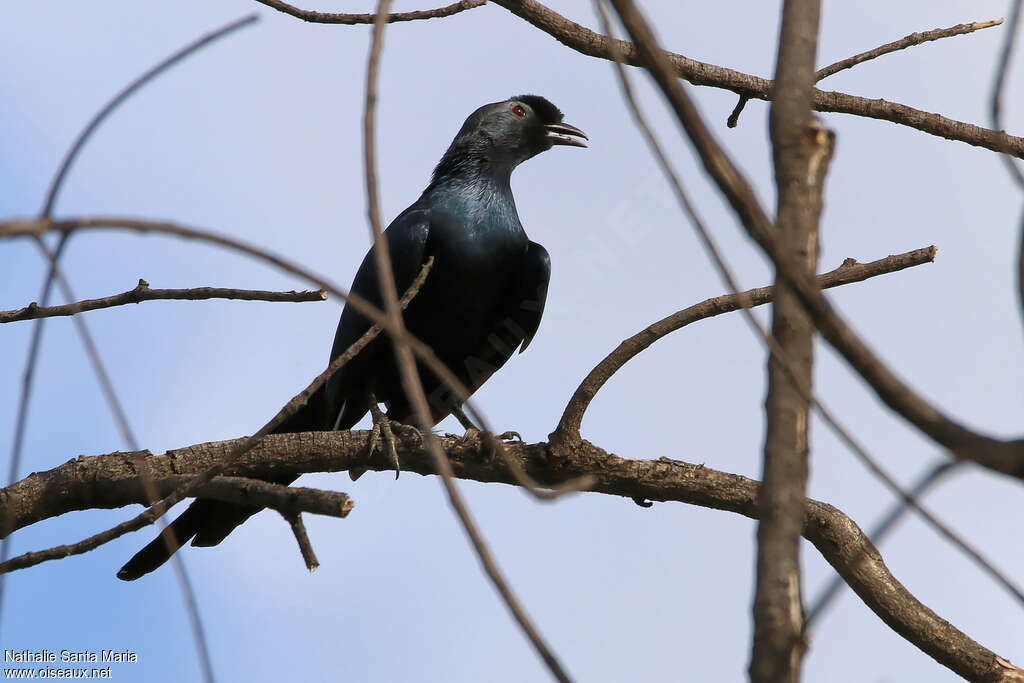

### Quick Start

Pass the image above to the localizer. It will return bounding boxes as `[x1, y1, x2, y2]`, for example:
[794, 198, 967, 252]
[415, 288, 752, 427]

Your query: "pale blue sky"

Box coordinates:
[2, 1, 1022, 681]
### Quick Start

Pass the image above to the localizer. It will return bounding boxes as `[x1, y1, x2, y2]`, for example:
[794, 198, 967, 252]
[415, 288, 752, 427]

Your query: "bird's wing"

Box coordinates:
[327, 209, 431, 358]
[515, 240, 551, 353]
[457, 240, 551, 402]
[326, 209, 431, 428]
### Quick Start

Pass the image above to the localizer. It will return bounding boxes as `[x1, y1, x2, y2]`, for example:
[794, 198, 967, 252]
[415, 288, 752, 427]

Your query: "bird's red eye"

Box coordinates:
[512, 104, 526, 118]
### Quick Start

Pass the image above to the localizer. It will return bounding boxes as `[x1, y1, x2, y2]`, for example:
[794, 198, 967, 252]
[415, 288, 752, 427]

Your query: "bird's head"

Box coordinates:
[432, 95, 587, 185]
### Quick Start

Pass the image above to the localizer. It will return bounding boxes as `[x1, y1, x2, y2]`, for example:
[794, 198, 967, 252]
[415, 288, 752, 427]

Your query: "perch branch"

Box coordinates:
[253, 0, 485, 25]
[555, 248, 935, 440]
[1, 432, 1021, 681]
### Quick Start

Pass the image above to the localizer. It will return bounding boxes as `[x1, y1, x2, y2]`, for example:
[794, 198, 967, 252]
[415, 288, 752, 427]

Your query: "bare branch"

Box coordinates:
[751, 2, 827, 679]
[284, 513, 320, 572]
[816, 19, 1003, 81]
[555, 248, 935, 441]
[151, 476, 353, 520]
[253, 0, 485, 25]
[804, 459, 963, 629]
[3, 432, 1022, 681]
[989, 0, 1024, 323]
[0, 279, 326, 323]
[490, 0, 1024, 158]
[730, 18, 1004, 127]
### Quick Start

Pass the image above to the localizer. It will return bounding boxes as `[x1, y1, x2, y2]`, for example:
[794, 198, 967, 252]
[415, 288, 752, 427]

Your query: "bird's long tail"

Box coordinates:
[116, 387, 326, 581]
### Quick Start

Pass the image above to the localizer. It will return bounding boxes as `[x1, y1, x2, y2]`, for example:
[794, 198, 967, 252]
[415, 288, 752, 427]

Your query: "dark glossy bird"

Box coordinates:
[117, 94, 586, 580]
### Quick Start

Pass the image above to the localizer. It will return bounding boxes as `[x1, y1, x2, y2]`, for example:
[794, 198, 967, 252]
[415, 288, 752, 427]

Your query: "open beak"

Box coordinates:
[545, 122, 588, 148]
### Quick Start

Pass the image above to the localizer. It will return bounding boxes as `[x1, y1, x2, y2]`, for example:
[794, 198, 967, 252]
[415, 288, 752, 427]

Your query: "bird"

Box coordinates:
[117, 94, 586, 580]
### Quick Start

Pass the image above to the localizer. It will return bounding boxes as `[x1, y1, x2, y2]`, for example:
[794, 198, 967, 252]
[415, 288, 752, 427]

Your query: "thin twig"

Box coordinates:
[360, 2, 571, 680]
[816, 19, 1003, 81]
[153, 476, 353, 519]
[727, 18, 1004, 128]
[726, 95, 749, 128]
[555, 249, 936, 439]
[0, 280, 326, 323]
[254, 0, 485, 24]
[989, 0, 1024, 322]
[40, 15, 258, 216]
[284, 513, 320, 572]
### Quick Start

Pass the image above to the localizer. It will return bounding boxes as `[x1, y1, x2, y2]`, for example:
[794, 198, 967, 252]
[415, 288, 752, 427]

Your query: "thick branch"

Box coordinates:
[2, 432, 1021, 681]
[0, 279, 326, 323]
[253, 0, 485, 24]
[491, 0, 1024, 158]
[752, 1, 826, 678]
[554, 247, 935, 441]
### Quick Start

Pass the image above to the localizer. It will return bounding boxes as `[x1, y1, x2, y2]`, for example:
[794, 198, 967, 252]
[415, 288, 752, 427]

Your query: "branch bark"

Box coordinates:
[253, 0, 485, 24]
[553, 247, 934, 442]
[752, 1, 827, 679]
[2, 431, 1021, 681]
[815, 19, 1003, 81]
[0, 280, 326, 323]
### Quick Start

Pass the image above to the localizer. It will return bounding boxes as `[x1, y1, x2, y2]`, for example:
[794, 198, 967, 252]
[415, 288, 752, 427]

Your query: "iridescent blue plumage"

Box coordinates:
[117, 95, 586, 580]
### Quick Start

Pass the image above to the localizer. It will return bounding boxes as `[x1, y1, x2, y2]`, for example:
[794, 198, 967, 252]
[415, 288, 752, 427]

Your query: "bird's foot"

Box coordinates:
[456, 427, 483, 449]
[352, 400, 406, 481]
[496, 430, 522, 443]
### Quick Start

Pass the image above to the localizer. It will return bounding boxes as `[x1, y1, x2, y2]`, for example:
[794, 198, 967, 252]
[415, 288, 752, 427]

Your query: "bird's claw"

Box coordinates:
[496, 430, 522, 443]
[456, 427, 482, 448]
[354, 400, 402, 481]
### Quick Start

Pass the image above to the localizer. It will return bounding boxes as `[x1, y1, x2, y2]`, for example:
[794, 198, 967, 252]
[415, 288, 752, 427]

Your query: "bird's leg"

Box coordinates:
[364, 393, 401, 480]
[451, 404, 522, 444]
[451, 404, 479, 431]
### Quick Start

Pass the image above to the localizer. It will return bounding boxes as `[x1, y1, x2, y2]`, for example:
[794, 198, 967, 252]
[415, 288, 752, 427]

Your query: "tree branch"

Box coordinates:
[150, 475, 353, 520]
[816, 19, 1003, 81]
[253, 0, 485, 25]
[2, 432, 1021, 681]
[491, 0, 1024, 158]
[0, 279, 326, 323]
[284, 512, 319, 572]
[554, 247, 935, 442]
[751, 3, 827, 679]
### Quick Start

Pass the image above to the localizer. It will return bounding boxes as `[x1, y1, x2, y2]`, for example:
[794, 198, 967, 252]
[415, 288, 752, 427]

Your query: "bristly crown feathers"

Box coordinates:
[511, 94, 564, 125]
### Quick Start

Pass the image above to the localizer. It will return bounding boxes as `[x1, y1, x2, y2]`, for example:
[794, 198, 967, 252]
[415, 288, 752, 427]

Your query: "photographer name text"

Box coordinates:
[4, 651, 136, 664]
